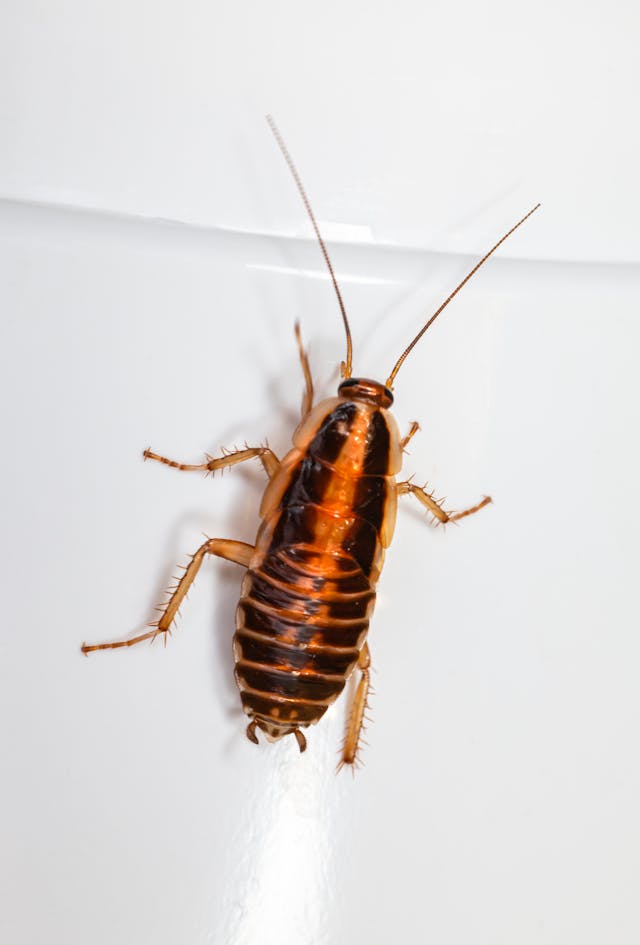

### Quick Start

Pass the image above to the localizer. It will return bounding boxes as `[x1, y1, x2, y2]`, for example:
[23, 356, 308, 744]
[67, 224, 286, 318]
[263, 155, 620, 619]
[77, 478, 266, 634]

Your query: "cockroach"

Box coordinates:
[82, 117, 539, 767]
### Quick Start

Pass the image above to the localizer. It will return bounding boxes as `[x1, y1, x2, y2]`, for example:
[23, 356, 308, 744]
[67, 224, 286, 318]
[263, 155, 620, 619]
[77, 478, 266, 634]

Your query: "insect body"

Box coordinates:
[236, 380, 401, 759]
[82, 119, 539, 767]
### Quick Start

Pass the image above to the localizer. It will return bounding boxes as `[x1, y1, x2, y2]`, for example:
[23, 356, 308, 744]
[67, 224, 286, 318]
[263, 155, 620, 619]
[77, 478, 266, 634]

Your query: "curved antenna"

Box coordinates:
[385, 203, 541, 389]
[266, 115, 354, 378]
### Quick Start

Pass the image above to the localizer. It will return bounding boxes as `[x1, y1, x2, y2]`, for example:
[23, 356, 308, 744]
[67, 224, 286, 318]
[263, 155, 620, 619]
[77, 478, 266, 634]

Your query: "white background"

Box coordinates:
[2, 2, 639, 944]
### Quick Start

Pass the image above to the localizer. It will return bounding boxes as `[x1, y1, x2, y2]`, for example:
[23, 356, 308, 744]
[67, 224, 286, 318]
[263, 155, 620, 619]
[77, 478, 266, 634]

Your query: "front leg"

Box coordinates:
[294, 321, 314, 419]
[143, 444, 280, 479]
[400, 421, 420, 451]
[398, 480, 492, 525]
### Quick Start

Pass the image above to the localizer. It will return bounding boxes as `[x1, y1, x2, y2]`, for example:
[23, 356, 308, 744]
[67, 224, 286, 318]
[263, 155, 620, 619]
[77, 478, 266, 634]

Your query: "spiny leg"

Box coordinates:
[143, 444, 280, 479]
[340, 642, 371, 769]
[398, 480, 492, 525]
[400, 421, 420, 451]
[81, 538, 253, 653]
[294, 321, 314, 418]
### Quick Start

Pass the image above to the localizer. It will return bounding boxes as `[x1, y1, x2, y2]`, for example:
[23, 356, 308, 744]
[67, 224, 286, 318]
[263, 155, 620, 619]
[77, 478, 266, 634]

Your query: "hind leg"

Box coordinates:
[82, 538, 253, 653]
[340, 643, 371, 769]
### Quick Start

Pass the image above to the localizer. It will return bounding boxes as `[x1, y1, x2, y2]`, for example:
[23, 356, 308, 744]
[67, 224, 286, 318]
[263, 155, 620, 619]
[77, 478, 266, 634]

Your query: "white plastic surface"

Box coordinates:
[2, 0, 640, 261]
[2, 4, 640, 945]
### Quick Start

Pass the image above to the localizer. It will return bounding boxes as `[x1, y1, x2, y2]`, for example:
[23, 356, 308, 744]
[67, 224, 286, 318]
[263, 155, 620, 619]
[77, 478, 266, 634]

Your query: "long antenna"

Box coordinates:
[266, 115, 354, 378]
[385, 203, 541, 389]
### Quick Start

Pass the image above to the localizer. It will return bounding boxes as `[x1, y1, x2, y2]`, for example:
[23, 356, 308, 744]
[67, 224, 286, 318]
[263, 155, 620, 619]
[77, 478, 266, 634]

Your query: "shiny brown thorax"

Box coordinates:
[233, 379, 401, 742]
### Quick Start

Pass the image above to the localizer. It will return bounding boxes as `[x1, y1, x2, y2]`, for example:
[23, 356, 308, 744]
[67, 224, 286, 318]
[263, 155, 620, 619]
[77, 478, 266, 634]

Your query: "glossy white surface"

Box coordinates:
[2, 0, 640, 261]
[2, 198, 639, 944]
[2, 3, 640, 943]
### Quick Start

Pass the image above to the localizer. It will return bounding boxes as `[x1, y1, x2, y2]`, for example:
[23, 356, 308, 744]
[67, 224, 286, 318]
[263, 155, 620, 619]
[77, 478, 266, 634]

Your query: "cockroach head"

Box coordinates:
[338, 377, 394, 408]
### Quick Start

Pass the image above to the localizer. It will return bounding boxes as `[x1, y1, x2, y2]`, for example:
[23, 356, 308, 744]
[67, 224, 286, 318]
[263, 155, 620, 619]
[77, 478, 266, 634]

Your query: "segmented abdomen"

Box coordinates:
[233, 397, 401, 733]
[235, 545, 375, 726]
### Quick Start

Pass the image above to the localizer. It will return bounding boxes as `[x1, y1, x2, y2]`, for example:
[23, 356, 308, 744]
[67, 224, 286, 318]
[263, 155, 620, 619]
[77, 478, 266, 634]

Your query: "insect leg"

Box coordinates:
[81, 538, 253, 653]
[294, 321, 314, 418]
[400, 421, 420, 451]
[143, 445, 280, 479]
[398, 480, 492, 525]
[340, 642, 371, 769]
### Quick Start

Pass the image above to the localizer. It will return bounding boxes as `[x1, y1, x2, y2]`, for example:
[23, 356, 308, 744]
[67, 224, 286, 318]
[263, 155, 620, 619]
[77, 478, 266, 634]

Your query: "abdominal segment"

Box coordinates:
[234, 546, 374, 728]
[234, 396, 399, 736]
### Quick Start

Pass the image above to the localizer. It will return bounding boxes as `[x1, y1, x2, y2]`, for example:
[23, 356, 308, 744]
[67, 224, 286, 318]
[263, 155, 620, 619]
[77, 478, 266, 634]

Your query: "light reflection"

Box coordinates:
[213, 716, 343, 945]
[247, 261, 402, 288]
